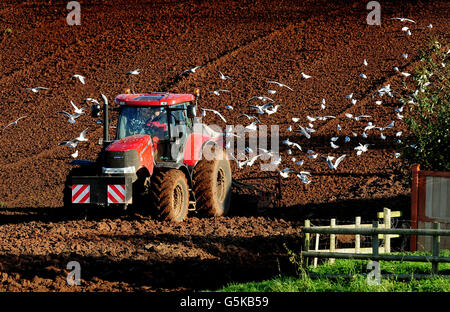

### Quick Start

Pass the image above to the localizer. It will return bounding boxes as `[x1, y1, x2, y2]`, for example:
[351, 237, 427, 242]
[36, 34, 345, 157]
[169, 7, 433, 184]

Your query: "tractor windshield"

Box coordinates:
[117, 106, 171, 140]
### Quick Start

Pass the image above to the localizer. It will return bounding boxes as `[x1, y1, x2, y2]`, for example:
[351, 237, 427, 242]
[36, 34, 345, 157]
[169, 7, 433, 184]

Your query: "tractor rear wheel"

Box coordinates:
[149, 169, 189, 222]
[193, 147, 232, 216]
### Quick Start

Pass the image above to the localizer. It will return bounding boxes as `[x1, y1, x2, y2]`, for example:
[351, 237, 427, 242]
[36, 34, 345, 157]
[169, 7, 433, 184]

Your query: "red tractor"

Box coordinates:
[63, 90, 232, 221]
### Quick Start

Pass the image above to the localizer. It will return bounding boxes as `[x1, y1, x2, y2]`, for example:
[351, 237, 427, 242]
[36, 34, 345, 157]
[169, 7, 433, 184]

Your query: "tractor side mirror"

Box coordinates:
[187, 105, 196, 118]
[91, 104, 101, 118]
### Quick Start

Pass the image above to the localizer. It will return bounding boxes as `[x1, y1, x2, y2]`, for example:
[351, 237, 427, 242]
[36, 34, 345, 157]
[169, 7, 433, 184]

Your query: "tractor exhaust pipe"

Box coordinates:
[101, 93, 110, 143]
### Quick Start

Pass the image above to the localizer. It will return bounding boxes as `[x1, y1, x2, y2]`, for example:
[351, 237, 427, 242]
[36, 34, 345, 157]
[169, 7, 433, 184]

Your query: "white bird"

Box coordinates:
[83, 98, 99, 104]
[267, 90, 277, 95]
[57, 111, 82, 124]
[126, 69, 140, 75]
[219, 71, 233, 81]
[380, 133, 386, 140]
[71, 150, 79, 158]
[249, 102, 274, 115]
[180, 66, 202, 75]
[401, 72, 411, 77]
[208, 90, 230, 96]
[58, 128, 88, 148]
[402, 26, 410, 32]
[360, 73, 368, 79]
[308, 153, 318, 159]
[361, 132, 368, 138]
[72, 74, 86, 84]
[282, 138, 302, 151]
[267, 81, 294, 91]
[351, 99, 357, 105]
[321, 154, 346, 170]
[287, 125, 292, 132]
[397, 112, 404, 120]
[330, 141, 340, 149]
[294, 126, 311, 139]
[243, 121, 259, 132]
[331, 136, 339, 142]
[201, 108, 227, 123]
[248, 96, 274, 103]
[354, 143, 369, 155]
[402, 53, 408, 59]
[292, 117, 300, 123]
[301, 72, 311, 79]
[71, 101, 88, 115]
[265, 105, 281, 115]
[278, 168, 293, 178]
[391, 17, 416, 23]
[225, 105, 233, 110]
[375, 100, 382, 105]
[24, 87, 49, 93]
[344, 136, 350, 143]
[427, 24, 433, 29]
[295, 160, 304, 166]
[396, 131, 403, 137]
[2, 116, 27, 130]
[297, 172, 311, 184]
[337, 124, 342, 131]
[363, 59, 368, 66]
[320, 98, 326, 110]
[238, 114, 260, 123]
[407, 30, 412, 36]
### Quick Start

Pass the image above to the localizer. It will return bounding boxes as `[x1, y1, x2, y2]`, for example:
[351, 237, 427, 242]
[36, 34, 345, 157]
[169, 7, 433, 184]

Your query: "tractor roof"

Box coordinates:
[114, 93, 195, 106]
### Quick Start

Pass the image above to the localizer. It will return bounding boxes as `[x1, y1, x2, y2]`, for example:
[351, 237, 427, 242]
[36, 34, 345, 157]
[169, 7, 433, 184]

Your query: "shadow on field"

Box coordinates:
[0, 231, 301, 291]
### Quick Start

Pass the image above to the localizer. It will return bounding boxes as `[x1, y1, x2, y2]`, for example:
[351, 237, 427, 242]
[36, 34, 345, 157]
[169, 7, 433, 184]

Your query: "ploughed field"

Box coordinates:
[0, 0, 448, 291]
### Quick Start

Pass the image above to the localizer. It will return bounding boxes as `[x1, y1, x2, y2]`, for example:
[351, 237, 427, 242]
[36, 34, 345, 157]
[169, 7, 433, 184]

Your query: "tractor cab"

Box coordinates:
[112, 92, 197, 163]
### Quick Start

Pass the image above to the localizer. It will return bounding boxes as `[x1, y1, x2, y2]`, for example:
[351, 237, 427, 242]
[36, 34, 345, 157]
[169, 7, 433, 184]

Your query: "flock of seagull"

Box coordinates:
[0, 16, 444, 187]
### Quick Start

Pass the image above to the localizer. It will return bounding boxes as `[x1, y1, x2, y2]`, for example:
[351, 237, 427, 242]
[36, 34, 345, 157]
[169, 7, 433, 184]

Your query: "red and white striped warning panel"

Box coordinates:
[107, 184, 126, 204]
[72, 184, 90, 204]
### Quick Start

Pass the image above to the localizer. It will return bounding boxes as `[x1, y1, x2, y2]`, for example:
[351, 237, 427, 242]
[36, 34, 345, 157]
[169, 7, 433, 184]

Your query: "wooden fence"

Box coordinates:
[302, 220, 450, 275]
[304, 208, 400, 266]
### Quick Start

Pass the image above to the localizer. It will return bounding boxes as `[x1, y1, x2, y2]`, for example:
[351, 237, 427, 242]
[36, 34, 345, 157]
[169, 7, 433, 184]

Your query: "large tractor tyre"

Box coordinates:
[193, 148, 232, 216]
[149, 169, 189, 222]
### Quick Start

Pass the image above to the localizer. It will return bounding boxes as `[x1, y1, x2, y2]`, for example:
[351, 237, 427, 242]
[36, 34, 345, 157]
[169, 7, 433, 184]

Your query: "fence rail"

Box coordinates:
[302, 219, 450, 274]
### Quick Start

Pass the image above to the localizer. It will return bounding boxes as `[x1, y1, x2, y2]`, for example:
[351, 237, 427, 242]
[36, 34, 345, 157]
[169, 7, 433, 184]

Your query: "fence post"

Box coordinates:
[410, 164, 420, 252]
[304, 219, 310, 267]
[432, 222, 440, 275]
[314, 234, 320, 268]
[384, 208, 391, 253]
[330, 219, 336, 264]
[372, 221, 379, 257]
[355, 216, 361, 254]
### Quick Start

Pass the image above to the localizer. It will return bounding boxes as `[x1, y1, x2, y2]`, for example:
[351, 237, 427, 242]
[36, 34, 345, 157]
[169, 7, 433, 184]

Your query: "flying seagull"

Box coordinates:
[57, 111, 82, 124]
[71, 101, 88, 115]
[391, 17, 416, 23]
[321, 154, 346, 170]
[58, 128, 88, 148]
[180, 65, 202, 76]
[24, 87, 49, 93]
[208, 90, 230, 96]
[72, 74, 86, 84]
[126, 69, 140, 75]
[301, 72, 311, 79]
[219, 71, 233, 81]
[267, 81, 294, 91]
[201, 108, 227, 123]
[2, 116, 27, 130]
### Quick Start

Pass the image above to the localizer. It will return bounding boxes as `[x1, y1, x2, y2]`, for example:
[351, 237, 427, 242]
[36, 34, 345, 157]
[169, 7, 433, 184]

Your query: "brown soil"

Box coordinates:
[0, 0, 448, 291]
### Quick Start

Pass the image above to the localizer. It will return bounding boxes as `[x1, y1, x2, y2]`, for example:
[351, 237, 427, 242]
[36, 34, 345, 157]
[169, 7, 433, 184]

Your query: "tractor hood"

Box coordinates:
[107, 134, 152, 154]
[105, 134, 155, 175]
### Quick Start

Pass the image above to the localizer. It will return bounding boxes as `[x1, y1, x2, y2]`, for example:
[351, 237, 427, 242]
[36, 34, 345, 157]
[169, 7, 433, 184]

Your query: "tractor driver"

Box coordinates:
[143, 107, 168, 138]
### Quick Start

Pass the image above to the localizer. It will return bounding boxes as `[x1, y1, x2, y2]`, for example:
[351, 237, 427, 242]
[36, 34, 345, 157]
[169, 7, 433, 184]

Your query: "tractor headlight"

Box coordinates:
[102, 166, 136, 174]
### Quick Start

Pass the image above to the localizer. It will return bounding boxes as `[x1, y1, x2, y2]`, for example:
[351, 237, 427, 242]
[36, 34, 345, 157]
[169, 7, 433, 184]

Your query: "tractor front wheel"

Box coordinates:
[149, 169, 189, 222]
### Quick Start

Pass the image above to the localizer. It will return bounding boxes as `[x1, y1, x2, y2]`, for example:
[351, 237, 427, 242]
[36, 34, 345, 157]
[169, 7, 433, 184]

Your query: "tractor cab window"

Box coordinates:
[117, 106, 169, 140]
